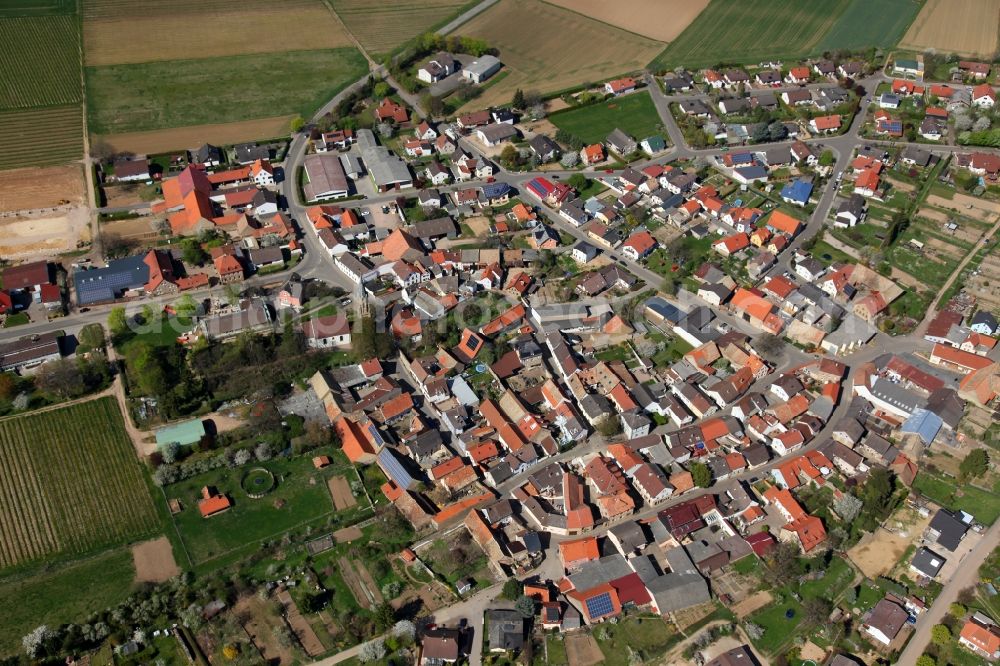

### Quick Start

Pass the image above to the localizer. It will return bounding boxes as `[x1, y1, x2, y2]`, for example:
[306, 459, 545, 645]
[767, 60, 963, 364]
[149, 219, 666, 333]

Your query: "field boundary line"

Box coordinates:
[0, 386, 114, 424]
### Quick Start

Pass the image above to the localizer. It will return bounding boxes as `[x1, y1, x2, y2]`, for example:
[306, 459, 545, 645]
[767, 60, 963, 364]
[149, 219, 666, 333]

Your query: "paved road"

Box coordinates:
[436, 0, 499, 35]
[897, 520, 1000, 664]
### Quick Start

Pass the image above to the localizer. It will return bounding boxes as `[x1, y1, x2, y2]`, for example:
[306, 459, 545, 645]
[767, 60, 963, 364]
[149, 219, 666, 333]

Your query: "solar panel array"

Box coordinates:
[74, 256, 148, 305]
[378, 449, 414, 489]
[585, 592, 614, 619]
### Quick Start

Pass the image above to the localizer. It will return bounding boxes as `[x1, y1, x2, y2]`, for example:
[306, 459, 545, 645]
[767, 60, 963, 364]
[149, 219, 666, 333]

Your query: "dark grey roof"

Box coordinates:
[609, 521, 649, 553]
[837, 193, 866, 217]
[910, 546, 946, 578]
[74, 255, 149, 305]
[929, 509, 968, 551]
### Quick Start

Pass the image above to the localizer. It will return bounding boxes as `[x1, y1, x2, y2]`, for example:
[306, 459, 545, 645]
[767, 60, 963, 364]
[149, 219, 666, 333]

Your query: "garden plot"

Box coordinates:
[131, 536, 180, 583]
[327, 475, 357, 511]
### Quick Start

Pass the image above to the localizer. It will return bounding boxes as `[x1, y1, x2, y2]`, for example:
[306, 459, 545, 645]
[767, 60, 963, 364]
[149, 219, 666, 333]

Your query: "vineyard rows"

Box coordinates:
[0, 14, 82, 110]
[0, 106, 83, 169]
[0, 398, 159, 572]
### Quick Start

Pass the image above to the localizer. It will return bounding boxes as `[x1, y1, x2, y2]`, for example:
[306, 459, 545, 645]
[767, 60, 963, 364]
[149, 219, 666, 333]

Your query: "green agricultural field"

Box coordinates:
[818, 0, 924, 51]
[0, 106, 84, 169]
[0, 397, 160, 572]
[550, 92, 663, 145]
[85, 47, 367, 134]
[650, 0, 851, 71]
[164, 454, 366, 568]
[0, 549, 135, 656]
[0, 14, 81, 110]
[0, 0, 74, 18]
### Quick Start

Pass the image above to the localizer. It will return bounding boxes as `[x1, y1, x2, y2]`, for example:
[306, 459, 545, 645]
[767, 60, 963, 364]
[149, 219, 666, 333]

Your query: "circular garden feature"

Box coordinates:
[242, 468, 275, 498]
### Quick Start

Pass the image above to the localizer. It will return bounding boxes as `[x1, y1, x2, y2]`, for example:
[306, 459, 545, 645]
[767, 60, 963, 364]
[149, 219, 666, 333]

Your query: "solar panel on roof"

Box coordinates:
[585, 592, 614, 619]
[367, 424, 385, 445]
[378, 449, 414, 488]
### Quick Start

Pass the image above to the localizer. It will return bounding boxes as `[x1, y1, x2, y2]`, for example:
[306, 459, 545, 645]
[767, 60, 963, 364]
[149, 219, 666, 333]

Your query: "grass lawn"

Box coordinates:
[164, 454, 360, 567]
[591, 615, 678, 666]
[652, 335, 694, 367]
[650, 0, 851, 70]
[0, 549, 135, 657]
[812, 239, 855, 267]
[800, 557, 853, 601]
[914, 471, 1000, 525]
[86, 47, 367, 134]
[545, 634, 569, 665]
[732, 556, 760, 575]
[116, 314, 194, 354]
[550, 92, 662, 144]
[2, 312, 29, 327]
[749, 594, 804, 655]
[422, 533, 488, 586]
[595, 343, 632, 363]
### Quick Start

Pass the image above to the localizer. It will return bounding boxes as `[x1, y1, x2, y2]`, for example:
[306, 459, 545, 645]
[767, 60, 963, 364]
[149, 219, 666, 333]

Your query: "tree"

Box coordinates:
[502, 577, 522, 600]
[754, 333, 785, 361]
[358, 639, 386, 663]
[290, 115, 305, 133]
[22, 625, 54, 658]
[661, 273, 678, 296]
[568, 173, 588, 190]
[803, 597, 832, 628]
[560, 151, 579, 168]
[515, 595, 536, 618]
[819, 150, 835, 166]
[832, 493, 863, 523]
[597, 415, 621, 438]
[859, 467, 895, 529]
[77, 323, 106, 352]
[373, 601, 395, 631]
[915, 656, 936, 666]
[160, 441, 181, 464]
[108, 306, 129, 340]
[690, 462, 712, 488]
[254, 441, 273, 462]
[762, 542, 802, 589]
[181, 239, 208, 266]
[512, 88, 525, 109]
[949, 603, 967, 618]
[174, 294, 198, 319]
[373, 82, 391, 99]
[34, 359, 85, 399]
[352, 315, 377, 360]
[500, 144, 520, 169]
[301, 592, 327, 613]
[392, 620, 416, 641]
[930, 624, 951, 646]
[0, 372, 18, 401]
[959, 448, 989, 482]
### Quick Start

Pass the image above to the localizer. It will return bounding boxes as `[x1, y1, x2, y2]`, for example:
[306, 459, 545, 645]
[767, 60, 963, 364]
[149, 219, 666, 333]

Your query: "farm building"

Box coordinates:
[463, 55, 502, 84]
